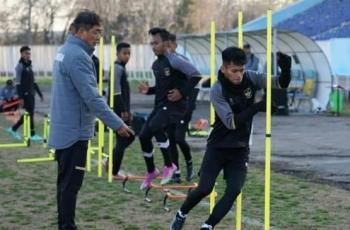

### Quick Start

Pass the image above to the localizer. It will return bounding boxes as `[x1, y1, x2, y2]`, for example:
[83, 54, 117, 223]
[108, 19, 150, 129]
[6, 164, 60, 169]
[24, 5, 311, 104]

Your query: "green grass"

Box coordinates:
[0, 77, 146, 93]
[0, 76, 52, 86]
[0, 116, 350, 229]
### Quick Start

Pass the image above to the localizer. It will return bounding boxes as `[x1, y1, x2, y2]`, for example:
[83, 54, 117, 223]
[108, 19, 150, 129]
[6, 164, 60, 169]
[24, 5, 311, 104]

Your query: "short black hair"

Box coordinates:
[72, 10, 101, 31]
[117, 42, 131, 52]
[20, 46, 30, 53]
[222, 46, 247, 65]
[148, 27, 170, 41]
[169, 33, 176, 42]
[68, 23, 77, 34]
[243, 43, 251, 49]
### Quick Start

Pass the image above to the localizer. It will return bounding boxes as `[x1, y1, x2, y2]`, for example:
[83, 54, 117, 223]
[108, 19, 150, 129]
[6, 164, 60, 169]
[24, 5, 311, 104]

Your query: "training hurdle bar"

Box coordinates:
[17, 115, 55, 163]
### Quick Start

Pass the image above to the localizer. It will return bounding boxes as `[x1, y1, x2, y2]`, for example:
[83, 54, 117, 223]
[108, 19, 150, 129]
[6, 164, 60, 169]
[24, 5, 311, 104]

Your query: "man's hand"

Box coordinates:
[138, 82, 149, 94]
[40, 96, 44, 102]
[167, 89, 183, 102]
[277, 52, 292, 71]
[116, 124, 134, 137]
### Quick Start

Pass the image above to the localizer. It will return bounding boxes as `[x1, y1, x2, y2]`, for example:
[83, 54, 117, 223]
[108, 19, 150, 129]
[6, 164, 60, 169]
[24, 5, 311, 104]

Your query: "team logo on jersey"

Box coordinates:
[244, 88, 252, 99]
[164, 67, 171, 76]
[229, 97, 234, 105]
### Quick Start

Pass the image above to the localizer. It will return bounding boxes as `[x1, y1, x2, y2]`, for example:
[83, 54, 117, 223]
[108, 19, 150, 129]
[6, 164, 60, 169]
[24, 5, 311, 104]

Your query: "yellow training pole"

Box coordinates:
[108, 35, 116, 183]
[238, 11, 243, 48]
[209, 21, 216, 214]
[17, 156, 55, 163]
[265, 10, 273, 230]
[0, 142, 27, 148]
[97, 37, 105, 177]
[235, 10, 244, 230]
[25, 112, 30, 146]
[23, 112, 27, 141]
[43, 114, 48, 148]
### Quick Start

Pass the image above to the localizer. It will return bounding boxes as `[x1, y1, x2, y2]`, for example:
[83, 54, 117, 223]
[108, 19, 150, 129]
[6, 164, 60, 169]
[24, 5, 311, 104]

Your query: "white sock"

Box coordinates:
[201, 223, 213, 229]
[177, 210, 186, 218]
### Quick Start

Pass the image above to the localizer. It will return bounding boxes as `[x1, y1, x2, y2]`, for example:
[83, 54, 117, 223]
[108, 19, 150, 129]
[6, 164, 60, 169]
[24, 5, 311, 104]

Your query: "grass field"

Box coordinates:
[1, 116, 350, 230]
[0, 76, 53, 86]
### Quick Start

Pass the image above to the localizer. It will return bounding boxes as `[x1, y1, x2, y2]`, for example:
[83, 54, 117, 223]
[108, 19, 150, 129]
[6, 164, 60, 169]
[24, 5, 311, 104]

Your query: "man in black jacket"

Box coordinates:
[6, 46, 43, 141]
[170, 47, 291, 230]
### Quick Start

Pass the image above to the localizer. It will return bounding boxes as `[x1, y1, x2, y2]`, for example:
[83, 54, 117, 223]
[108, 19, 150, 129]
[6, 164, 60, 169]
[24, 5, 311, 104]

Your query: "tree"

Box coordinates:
[171, 0, 194, 33]
[0, 0, 298, 45]
[41, 0, 60, 44]
[21, 0, 40, 44]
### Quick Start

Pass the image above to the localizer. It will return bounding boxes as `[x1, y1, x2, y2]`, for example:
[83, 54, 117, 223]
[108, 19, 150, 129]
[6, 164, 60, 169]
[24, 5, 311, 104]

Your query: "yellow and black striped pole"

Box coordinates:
[235, 11, 244, 230]
[108, 35, 116, 183]
[209, 21, 216, 213]
[265, 9, 273, 230]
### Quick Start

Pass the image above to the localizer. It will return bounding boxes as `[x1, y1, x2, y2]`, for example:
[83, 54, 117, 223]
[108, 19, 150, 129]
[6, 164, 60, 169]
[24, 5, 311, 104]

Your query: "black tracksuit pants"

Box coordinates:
[138, 107, 183, 172]
[56, 140, 88, 230]
[168, 111, 193, 172]
[180, 146, 249, 227]
[112, 120, 135, 175]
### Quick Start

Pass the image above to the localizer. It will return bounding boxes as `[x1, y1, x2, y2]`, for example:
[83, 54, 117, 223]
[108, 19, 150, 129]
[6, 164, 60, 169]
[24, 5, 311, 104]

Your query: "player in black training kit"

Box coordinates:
[6, 46, 43, 141]
[138, 28, 201, 190]
[170, 47, 291, 230]
[104, 42, 135, 178]
[167, 33, 201, 183]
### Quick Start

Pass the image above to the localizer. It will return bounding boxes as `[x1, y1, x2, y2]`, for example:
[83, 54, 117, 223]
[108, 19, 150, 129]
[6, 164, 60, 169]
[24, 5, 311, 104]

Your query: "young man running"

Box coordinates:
[138, 28, 201, 189]
[170, 47, 291, 230]
[6, 46, 44, 141]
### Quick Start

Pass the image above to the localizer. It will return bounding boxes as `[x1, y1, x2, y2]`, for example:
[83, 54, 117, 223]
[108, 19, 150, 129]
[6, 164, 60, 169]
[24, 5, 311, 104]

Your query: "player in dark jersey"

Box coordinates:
[170, 47, 291, 230]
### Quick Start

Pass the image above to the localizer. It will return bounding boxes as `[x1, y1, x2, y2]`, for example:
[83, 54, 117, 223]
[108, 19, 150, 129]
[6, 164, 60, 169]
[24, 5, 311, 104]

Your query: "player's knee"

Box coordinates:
[225, 184, 242, 198]
[196, 185, 214, 197]
[157, 139, 169, 149]
[175, 137, 186, 145]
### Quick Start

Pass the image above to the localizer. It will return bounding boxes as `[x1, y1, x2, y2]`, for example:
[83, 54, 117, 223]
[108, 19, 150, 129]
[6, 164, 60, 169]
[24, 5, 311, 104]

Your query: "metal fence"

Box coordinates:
[0, 44, 156, 81]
